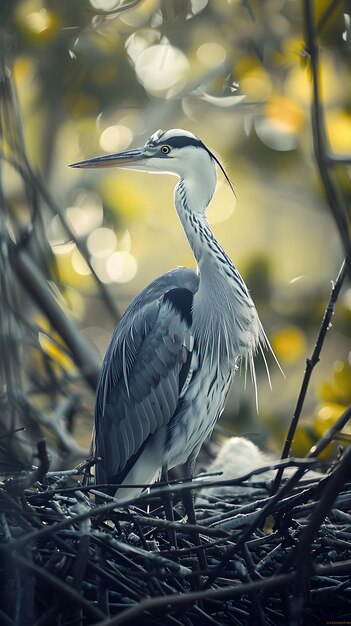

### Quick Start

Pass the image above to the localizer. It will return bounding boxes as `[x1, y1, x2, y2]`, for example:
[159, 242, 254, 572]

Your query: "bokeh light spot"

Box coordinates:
[135, 44, 189, 96]
[87, 227, 117, 258]
[207, 185, 236, 225]
[326, 110, 351, 153]
[255, 117, 298, 151]
[106, 251, 138, 283]
[100, 125, 133, 153]
[91, 256, 113, 284]
[66, 190, 103, 238]
[196, 42, 226, 68]
[89, 0, 119, 9]
[25, 10, 51, 35]
[191, 0, 209, 15]
[240, 68, 272, 101]
[51, 241, 76, 255]
[271, 326, 306, 363]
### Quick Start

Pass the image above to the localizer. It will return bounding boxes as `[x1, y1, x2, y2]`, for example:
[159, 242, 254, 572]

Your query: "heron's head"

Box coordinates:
[70, 129, 220, 181]
[70, 129, 235, 214]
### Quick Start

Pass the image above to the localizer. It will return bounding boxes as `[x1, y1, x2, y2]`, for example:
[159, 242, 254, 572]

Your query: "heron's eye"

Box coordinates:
[161, 145, 171, 154]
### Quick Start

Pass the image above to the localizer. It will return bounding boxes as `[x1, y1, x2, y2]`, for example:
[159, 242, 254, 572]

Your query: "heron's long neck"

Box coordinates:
[174, 178, 260, 363]
[174, 178, 237, 281]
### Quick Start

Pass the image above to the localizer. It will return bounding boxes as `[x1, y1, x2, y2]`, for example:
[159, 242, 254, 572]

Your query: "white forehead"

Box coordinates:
[161, 129, 197, 142]
[147, 128, 199, 145]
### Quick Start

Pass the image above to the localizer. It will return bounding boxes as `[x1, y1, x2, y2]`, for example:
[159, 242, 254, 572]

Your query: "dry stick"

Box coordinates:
[286, 446, 351, 590]
[90, 556, 351, 626]
[31, 168, 120, 321]
[316, 0, 343, 35]
[306, 403, 351, 459]
[270, 260, 346, 496]
[13, 554, 105, 621]
[2, 63, 120, 322]
[93, 572, 296, 626]
[203, 402, 351, 589]
[5, 439, 50, 495]
[300, 448, 351, 580]
[9, 244, 100, 391]
[0, 458, 318, 555]
[271, 0, 350, 495]
[1, 491, 143, 603]
[31, 397, 88, 458]
[0, 610, 15, 626]
[131, 515, 229, 539]
[9, 156, 120, 322]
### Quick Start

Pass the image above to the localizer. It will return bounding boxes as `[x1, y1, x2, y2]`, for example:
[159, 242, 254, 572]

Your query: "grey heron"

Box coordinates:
[70, 128, 272, 507]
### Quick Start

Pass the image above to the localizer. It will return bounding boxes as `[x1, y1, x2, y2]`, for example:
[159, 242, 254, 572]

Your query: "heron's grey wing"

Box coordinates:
[95, 266, 198, 419]
[94, 280, 197, 483]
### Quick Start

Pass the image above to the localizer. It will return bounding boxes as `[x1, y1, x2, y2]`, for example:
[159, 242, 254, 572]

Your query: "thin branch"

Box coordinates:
[9, 244, 100, 391]
[304, 0, 351, 274]
[13, 554, 105, 621]
[4, 439, 50, 495]
[30, 167, 120, 321]
[271, 260, 347, 495]
[316, 0, 343, 34]
[204, 401, 351, 588]
[31, 398, 88, 457]
[307, 403, 351, 459]
[285, 446, 351, 586]
[93, 572, 297, 626]
[327, 153, 351, 164]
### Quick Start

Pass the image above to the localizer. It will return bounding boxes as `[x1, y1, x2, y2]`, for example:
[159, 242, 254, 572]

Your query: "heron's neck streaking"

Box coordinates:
[174, 176, 262, 366]
[174, 176, 233, 274]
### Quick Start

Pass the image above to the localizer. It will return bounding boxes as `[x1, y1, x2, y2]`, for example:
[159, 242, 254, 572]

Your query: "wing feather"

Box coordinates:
[94, 273, 199, 484]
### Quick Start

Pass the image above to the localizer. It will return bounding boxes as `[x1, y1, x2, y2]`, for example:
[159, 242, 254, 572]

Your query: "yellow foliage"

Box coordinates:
[290, 425, 314, 457]
[314, 403, 347, 438]
[30, 316, 76, 379]
[55, 248, 94, 292]
[311, 361, 351, 460]
[270, 326, 306, 364]
[326, 110, 351, 153]
[240, 69, 272, 101]
[38, 332, 76, 373]
[280, 38, 305, 65]
[69, 95, 99, 118]
[15, 2, 61, 44]
[100, 173, 151, 220]
[317, 360, 351, 405]
[265, 97, 306, 134]
[285, 54, 343, 105]
[13, 57, 36, 84]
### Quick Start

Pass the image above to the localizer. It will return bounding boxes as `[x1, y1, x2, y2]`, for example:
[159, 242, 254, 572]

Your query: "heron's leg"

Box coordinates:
[183, 454, 198, 525]
[161, 465, 178, 553]
[183, 453, 208, 571]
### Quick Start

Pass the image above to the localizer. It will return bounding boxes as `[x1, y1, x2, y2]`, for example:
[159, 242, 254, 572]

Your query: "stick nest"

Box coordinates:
[1, 441, 351, 625]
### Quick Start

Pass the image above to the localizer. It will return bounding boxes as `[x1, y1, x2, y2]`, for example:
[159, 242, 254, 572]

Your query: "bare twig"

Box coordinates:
[271, 260, 347, 495]
[307, 403, 351, 459]
[31, 398, 88, 458]
[304, 0, 351, 274]
[92, 573, 297, 626]
[13, 554, 105, 621]
[286, 447, 351, 586]
[316, 0, 343, 34]
[4, 439, 50, 494]
[9, 244, 100, 391]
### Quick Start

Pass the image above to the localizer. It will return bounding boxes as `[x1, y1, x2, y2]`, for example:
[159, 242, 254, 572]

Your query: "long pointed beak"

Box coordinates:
[69, 146, 148, 169]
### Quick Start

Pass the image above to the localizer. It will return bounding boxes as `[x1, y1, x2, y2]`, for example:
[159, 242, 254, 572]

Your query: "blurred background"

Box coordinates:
[1, 0, 350, 472]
